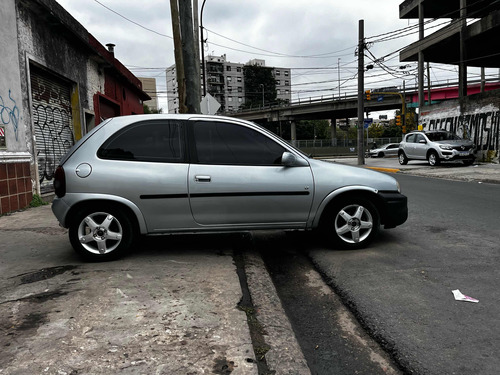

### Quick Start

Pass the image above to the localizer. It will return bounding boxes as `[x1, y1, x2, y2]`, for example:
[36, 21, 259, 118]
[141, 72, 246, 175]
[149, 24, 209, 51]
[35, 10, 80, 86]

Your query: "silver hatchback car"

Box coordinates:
[52, 114, 407, 260]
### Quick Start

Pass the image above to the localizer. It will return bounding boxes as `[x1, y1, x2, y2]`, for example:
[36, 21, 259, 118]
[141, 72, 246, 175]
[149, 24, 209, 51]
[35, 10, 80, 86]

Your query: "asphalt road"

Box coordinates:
[308, 173, 500, 375]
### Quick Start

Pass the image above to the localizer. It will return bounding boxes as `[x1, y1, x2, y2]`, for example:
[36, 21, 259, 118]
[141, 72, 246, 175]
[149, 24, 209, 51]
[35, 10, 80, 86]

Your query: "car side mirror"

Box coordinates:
[282, 151, 309, 167]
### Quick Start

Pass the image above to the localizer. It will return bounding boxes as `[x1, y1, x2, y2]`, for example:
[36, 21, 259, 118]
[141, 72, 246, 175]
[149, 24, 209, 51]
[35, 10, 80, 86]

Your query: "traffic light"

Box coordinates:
[396, 115, 402, 126]
[365, 90, 371, 100]
[402, 125, 407, 133]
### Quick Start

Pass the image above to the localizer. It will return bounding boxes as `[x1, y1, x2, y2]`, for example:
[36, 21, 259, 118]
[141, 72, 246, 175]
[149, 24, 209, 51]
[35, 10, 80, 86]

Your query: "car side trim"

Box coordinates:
[140, 191, 310, 199]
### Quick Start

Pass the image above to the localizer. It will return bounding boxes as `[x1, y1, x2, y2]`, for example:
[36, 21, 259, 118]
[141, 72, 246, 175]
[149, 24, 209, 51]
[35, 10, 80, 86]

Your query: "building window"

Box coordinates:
[284, 71, 289, 77]
[227, 66, 231, 71]
[227, 76, 232, 82]
[285, 90, 289, 95]
[237, 67, 242, 72]
[237, 77, 242, 82]
[276, 80, 280, 85]
[277, 89, 281, 95]
[238, 97, 243, 102]
[238, 87, 242, 92]
[285, 81, 289, 86]
[275, 70, 281, 76]
[228, 86, 232, 92]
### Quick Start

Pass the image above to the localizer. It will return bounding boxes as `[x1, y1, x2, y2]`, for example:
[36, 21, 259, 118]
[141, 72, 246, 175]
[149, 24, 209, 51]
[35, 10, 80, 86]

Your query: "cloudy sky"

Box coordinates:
[55, 0, 491, 113]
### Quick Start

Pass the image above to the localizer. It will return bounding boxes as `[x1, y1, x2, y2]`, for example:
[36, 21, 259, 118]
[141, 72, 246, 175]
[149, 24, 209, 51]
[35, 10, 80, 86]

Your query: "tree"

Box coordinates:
[242, 65, 277, 109]
[143, 104, 163, 114]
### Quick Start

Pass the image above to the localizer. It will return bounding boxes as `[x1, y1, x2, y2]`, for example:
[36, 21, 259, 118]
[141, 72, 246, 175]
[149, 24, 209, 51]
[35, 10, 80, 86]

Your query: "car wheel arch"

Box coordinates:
[312, 187, 382, 228]
[65, 199, 144, 235]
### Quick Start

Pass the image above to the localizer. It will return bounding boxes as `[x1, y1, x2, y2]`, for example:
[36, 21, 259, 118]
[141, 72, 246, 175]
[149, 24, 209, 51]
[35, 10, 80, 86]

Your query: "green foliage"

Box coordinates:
[242, 65, 277, 108]
[296, 120, 330, 139]
[143, 104, 163, 114]
[29, 194, 48, 208]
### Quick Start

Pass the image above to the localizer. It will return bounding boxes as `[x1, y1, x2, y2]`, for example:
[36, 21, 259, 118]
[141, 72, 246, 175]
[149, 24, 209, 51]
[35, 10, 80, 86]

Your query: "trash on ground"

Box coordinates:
[452, 289, 479, 303]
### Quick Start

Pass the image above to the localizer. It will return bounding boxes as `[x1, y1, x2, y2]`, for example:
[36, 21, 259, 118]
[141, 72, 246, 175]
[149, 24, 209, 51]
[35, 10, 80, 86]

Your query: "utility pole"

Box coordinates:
[193, 0, 201, 100]
[169, 0, 187, 113]
[200, 0, 208, 97]
[418, 1, 425, 110]
[178, 0, 201, 113]
[357, 19, 365, 165]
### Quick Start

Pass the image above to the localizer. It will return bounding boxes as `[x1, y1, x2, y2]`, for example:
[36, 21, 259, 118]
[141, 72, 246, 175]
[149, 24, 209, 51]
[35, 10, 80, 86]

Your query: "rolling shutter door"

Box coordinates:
[31, 67, 74, 194]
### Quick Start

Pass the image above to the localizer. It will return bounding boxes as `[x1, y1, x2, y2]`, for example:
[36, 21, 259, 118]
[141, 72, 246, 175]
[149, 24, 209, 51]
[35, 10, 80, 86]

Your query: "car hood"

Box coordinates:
[309, 159, 400, 192]
[435, 140, 473, 146]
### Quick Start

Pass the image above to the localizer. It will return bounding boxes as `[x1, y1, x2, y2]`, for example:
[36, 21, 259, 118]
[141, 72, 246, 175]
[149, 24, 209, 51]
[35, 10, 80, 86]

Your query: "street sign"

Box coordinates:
[200, 93, 221, 115]
[377, 95, 383, 102]
[363, 118, 373, 129]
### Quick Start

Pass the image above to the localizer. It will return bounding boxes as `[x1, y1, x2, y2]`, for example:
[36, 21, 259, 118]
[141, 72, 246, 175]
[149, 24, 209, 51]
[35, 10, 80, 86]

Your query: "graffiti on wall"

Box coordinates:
[0, 89, 20, 141]
[32, 104, 73, 191]
[421, 107, 500, 155]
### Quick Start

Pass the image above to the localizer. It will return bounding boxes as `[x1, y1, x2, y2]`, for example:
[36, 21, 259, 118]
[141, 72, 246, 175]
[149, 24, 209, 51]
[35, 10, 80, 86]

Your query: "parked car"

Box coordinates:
[52, 114, 408, 261]
[398, 130, 475, 166]
[367, 143, 400, 158]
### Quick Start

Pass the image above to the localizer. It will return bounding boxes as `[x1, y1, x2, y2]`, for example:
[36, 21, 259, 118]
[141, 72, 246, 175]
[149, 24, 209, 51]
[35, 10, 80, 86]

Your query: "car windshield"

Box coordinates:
[426, 132, 462, 142]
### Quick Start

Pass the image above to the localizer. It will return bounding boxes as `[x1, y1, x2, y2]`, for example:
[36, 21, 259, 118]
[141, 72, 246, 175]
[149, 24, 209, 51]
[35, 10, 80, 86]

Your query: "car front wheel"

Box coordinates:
[321, 197, 380, 249]
[69, 204, 135, 261]
[428, 151, 440, 166]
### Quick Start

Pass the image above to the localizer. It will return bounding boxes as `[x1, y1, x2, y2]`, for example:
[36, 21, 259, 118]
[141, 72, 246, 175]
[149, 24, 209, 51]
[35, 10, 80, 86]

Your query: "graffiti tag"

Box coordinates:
[0, 89, 20, 141]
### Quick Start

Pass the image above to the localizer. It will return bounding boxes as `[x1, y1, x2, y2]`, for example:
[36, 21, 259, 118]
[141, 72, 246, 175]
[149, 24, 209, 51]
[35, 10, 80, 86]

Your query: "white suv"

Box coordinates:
[398, 130, 476, 166]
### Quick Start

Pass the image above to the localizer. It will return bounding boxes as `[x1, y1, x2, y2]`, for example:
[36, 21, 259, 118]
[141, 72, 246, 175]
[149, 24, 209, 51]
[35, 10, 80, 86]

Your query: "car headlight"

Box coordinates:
[439, 145, 453, 150]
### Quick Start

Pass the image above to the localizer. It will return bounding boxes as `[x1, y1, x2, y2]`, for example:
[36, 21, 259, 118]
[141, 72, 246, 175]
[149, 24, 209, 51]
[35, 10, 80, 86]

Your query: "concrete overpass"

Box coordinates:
[228, 93, 405, 123]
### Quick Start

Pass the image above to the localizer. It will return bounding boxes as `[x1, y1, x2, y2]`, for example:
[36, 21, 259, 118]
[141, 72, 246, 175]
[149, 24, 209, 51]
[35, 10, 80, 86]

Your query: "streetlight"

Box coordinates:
[200, 0, 208, 97]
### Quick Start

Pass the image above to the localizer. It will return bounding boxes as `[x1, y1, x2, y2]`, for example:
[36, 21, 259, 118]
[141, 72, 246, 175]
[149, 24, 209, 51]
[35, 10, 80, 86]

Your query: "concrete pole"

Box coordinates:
[418, 1, 425, 110]
[193, 0, 201, 100]
[331, 117, 337, 146]
[179, 0, 201, 113]
[169, 0, 187, 113]
[459, 0, 467, 101]
[480, 67, 485, 93]
[427, 62, 432, 105]
[357, 19, 365, 165]
[291, 120, 297, 147]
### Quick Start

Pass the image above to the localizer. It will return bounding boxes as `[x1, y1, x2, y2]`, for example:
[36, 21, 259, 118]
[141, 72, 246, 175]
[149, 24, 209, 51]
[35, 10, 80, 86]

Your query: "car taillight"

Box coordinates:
[54, 166, 66, 198]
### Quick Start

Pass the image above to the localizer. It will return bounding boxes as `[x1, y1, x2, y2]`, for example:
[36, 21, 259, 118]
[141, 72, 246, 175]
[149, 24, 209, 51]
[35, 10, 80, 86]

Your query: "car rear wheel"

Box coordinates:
[428, 151, 440, 166]
[398, 152, 408, 165]
[321, 197, 380, 249]
[69, 204, 135, 261]
[378, 152, 385, 158]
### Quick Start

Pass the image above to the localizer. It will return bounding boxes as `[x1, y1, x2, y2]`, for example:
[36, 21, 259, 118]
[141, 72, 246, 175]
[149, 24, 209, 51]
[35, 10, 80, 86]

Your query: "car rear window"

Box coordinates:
[98, 121, 184, 162]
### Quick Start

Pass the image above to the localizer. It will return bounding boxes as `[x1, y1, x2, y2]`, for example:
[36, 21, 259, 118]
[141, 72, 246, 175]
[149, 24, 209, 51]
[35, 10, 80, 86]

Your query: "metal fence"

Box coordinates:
[293, 137, 403, 156]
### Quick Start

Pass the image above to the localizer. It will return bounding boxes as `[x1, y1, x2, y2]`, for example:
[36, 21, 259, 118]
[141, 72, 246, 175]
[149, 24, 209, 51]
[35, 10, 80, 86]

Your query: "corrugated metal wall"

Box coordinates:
[31, 66, 74, 193]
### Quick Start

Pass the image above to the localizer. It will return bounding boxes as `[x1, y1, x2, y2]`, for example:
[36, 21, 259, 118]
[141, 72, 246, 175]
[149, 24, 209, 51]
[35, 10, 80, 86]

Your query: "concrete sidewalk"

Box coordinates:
[322, 156, 500, 184]
[0, 205, 308, 375]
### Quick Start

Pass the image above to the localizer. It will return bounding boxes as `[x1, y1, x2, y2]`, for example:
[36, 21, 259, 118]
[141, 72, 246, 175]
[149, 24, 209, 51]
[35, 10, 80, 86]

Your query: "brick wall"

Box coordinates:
[0, 162, 33, 215]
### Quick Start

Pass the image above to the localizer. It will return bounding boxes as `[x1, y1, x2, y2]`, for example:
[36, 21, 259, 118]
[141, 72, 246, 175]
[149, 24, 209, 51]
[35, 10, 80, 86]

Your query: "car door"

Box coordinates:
[404, 134, 416, 158]
[413, 134, 428, 159]
[188, 120, 314, 227]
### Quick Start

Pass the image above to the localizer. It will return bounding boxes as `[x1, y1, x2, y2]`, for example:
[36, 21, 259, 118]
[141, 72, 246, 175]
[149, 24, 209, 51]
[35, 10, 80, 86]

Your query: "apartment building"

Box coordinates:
[166, 55, 291, 113]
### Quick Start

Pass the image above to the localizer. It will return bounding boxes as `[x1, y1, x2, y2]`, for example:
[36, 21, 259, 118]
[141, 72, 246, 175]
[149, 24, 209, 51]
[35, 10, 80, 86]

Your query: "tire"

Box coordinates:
[398, 152, 408, 165]
[69, 204, 135, 261]
[378, 152, 384, 158]
[428, 151, 440, 166]
[321, 197, 380, 249]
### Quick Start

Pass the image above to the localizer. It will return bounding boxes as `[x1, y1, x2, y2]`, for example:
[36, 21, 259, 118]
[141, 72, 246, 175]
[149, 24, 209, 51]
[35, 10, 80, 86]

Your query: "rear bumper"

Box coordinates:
[377, 191, 408, 229]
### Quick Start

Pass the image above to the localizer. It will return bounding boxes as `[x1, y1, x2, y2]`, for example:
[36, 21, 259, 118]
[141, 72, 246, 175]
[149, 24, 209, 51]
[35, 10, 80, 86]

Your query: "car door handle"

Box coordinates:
[195, 175, 211, 182]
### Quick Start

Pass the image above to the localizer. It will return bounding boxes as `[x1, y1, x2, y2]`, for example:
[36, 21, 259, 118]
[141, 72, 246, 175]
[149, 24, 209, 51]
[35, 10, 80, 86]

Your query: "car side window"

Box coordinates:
[193, 121, 286, 165]
[98, 121, 184, 162]
[415, 134, 426, 143]
[406, 134, 416, 143]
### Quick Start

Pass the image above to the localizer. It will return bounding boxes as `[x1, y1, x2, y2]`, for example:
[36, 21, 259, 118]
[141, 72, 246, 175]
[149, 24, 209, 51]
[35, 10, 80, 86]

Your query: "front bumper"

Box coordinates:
[439, 149, 475, 161]
[377, 191, 408, 229]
